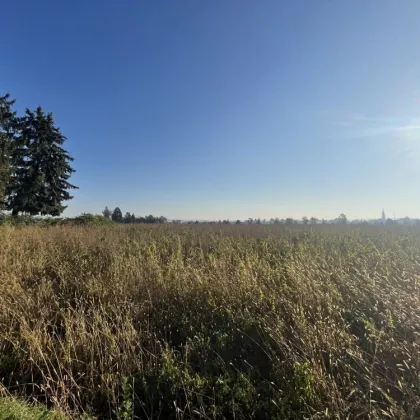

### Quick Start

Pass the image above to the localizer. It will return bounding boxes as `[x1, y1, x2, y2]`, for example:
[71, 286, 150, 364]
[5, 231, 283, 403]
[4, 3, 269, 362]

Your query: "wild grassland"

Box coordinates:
[0, 224, 419, 419]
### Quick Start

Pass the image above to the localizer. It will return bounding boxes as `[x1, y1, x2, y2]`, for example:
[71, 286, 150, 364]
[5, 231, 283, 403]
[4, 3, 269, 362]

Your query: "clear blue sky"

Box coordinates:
[2, 1, 420, 220]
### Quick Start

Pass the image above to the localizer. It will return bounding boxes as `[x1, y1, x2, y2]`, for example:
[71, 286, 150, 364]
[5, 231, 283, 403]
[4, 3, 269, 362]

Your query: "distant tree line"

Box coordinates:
[180, 214, 350, 225]
[243, 214, 347, 225]
[102, 206, 167, 224]
[194, 214, 420, 226]
[0, 93, 77, 216]
[101, 209, 413, 227]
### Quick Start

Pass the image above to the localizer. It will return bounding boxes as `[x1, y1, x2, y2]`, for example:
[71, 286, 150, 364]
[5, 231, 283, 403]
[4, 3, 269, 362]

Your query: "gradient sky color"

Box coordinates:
[2, 1, 420, 220]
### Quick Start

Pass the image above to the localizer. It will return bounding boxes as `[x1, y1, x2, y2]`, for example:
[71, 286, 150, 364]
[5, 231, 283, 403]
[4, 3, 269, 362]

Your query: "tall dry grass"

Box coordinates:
[0, 224, 419, 419]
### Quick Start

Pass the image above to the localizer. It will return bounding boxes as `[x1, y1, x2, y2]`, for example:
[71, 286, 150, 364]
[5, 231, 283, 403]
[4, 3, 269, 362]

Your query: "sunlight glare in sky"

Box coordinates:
[395, 121, 420, 166]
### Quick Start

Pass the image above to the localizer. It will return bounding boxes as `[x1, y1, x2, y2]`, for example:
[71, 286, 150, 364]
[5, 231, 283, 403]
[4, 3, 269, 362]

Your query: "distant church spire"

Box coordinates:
[382, 209, 386, 224]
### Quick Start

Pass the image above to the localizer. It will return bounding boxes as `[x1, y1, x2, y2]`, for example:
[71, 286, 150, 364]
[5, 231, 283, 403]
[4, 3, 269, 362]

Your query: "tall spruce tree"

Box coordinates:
[7, 106, 77, 216]
[102, 206, 111, 219]
[0, 94, 17, 209]
[112, 207, 123, 222]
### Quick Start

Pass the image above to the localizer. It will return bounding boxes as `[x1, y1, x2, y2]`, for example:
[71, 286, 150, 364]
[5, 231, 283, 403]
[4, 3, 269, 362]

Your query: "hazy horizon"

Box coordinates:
[3, 1, 420, 219]
[76, 209, 412, 222]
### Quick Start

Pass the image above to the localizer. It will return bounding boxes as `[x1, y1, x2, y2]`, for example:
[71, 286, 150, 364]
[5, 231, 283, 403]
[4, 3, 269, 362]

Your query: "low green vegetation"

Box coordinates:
[0, 224, 419, 418]
[0, 396, 63, 419]
[0, 213, 112, 227]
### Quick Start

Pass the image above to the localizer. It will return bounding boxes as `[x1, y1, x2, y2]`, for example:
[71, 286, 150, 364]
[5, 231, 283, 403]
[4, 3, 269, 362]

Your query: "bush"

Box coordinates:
[0, 213, 112, 227]
[65, 213, 113, 226]
[0, 214, 61, 226]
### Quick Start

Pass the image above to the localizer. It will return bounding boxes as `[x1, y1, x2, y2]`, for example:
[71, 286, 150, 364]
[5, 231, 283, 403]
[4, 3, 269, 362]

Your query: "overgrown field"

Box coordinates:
[0, 224, 419, 419]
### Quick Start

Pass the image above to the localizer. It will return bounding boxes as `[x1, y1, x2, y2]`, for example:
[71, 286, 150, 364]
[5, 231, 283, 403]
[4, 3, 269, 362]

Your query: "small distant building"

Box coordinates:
[382, 209, 386, 224]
